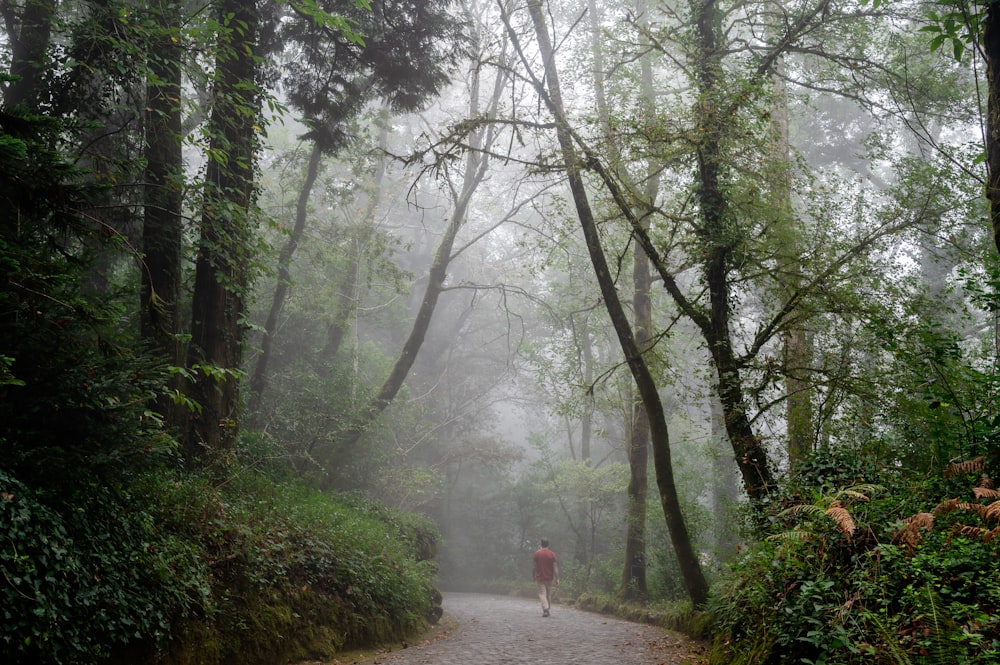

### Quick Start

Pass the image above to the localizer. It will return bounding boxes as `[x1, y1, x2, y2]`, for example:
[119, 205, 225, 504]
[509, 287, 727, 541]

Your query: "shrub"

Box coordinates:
[134, 469, 441, 665]
[0, 470, 206, 664]
[710, 451, 1000, 665]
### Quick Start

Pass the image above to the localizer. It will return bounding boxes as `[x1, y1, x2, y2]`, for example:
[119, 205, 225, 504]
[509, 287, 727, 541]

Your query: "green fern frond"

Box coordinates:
[836, 484, 885, 502]
[779, 503, 825, 518]
[864, 612, 912, 665]
[918, 582, 968, 665]
[767, 529, 814, 545]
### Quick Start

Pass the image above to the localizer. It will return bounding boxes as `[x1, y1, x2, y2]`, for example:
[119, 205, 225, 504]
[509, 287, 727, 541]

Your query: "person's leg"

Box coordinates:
[537, 580, 551, 615]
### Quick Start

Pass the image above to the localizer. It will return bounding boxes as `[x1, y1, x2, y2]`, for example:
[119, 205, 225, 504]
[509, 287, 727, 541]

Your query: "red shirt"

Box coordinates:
[533, 547, 557, 581]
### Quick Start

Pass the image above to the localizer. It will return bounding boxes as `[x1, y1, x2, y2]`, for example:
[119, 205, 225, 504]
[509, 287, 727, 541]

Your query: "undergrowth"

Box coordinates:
[709, 450, 1000, 665]
[0, 464, 441, 665]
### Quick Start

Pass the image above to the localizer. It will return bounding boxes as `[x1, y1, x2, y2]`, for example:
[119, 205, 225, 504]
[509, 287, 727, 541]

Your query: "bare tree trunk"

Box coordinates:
[333, 51, 508, 473]
[769, 60, 813, 468]
[711, 393, 740, 559]
[587, 0, 654, 600]
[317, 232, 363, 368]
[186, 0, 262, 464]
[622, 0, 661, 602]
[248, 140, 323, 419]
[574, 315, 594, 565]
[514, 0, 708, 608]
[580, 318, 594, 464]
[318, 129, 389, 369]
[334, 168, 471, 461]
[622, 391, 649, 601]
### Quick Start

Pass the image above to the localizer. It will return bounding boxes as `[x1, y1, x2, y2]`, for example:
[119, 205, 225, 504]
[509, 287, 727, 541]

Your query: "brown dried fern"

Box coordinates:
[973, 486, 1000, 500]
[893, 462, 1000, 554]
[825, 501, 856, 540]
[933, 498, 961, 515]
[943, 456, 986, 479]
[893, 512, 934, 554]
[957, 524, 987, 540]
[956, 502, 988, 518]
[985, 500, 1000, 523]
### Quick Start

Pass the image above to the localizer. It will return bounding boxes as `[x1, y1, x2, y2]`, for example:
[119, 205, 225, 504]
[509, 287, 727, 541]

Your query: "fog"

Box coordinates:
[245, 0, 986, 599]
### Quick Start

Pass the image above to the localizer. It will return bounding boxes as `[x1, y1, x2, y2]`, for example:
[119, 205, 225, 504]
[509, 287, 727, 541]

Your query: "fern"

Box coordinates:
[918, 583, 968, 665]
[943, 456, 986, 479]
[864, 611, 913, 665]
[777, 484, 882, 544]
[825, 501, 856, 539]
[766, 528, 814, 545]
[893, 512, 934, 554]
[972, 487, 1000, 500]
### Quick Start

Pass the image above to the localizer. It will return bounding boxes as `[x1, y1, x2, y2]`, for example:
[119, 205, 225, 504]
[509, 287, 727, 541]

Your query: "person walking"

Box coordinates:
[532, 538, 559, 617]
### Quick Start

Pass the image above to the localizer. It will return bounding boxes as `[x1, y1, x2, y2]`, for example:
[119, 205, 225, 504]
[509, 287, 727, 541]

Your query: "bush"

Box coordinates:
[0, 462, 442, 665]
[135, 469, 441, 665]
[0, 470, 205, 664]
[709, 451, 1000, 665]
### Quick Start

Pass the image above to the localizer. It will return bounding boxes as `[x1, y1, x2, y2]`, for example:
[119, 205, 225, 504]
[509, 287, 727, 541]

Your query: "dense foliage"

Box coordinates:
[0, 80, 439, 665]
[1, 464, 440, 665]
[9, 0, 1000, 660]
[710, 449, 1000, 664]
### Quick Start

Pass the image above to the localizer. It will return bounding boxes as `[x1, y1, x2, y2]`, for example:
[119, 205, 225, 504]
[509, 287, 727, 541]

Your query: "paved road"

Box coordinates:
[364, 592, 707, 665]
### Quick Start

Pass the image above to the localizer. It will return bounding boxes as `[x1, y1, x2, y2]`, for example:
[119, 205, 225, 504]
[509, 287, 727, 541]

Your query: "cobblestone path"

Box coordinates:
[363, 592, 708, 665]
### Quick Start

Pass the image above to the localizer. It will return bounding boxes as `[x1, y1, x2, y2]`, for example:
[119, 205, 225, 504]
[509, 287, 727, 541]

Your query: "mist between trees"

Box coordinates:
[4, 0, 1000, 662]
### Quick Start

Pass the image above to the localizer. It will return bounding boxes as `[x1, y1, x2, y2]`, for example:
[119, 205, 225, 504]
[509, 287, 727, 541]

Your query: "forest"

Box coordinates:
[2, 0, 1000, 663]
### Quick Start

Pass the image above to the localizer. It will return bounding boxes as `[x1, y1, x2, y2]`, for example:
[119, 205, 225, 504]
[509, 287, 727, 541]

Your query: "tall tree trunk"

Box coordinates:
[318, 236, 363, 367]
[692, 0, 776, 504]
[710, 393, 740, 559]
[769, 59, 813, 468]
[334, 166, 473, 458]
[2, 0, 55, 108]
[579, 318, 594, 464]
[318, 124, 389, 370]
[622, 0, 660, 602]
[622, 261, 653, 588]
[333, 52, 507, 475]
[573, 315, 594, 565]
[515, 0, 708, 608]
[186, 0, 262, 464]
[141, 0, 184, 398]
[587, 0, 654, 600]
[986, 5, 1000, 254]
[250, 119, 389, 427]
[248, 139, 323, 419]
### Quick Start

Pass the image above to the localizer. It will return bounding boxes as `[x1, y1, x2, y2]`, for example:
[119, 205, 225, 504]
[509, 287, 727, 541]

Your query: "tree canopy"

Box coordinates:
[3, 0, 1000, 661]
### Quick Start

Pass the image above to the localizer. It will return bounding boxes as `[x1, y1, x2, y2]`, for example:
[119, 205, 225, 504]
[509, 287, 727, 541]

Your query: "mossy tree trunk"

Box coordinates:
[986, 4, 1000, 254]
[186, 0, 264, 464]
[142, 0, 185, 420]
